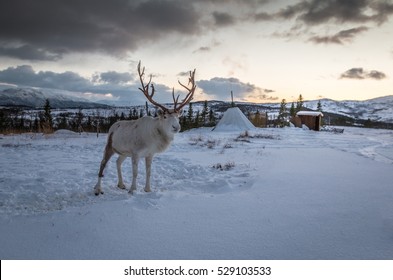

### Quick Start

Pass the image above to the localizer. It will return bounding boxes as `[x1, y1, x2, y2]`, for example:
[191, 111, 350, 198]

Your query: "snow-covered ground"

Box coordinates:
[1, 126, 393, 259]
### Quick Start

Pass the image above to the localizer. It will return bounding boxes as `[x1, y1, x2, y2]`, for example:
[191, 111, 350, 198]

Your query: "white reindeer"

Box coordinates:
[94, 62, 196, 195]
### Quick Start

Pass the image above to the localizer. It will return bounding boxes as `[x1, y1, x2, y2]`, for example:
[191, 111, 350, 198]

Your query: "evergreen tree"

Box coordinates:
[194, 110, 200, 127]
[145, 101, 151, 116]
[86, 116, 92, 131]
[277, 99, 288, 127]
[43, 99, 53, 133]
[18, 111, 25, 131]
[76, 108, 84, 132]
[317, 100, 324, 126]
[33, 115, 39, 132]
[208, 108, 215, 126]
[279, 99, 287, 115]
[187, 102, 193, 123]
[317, 100, 322, 111]
[179, 115, 187, 131]
[93, 109, 101, 136]
[200, 100, 208, 125]
[290, 102, 296, 117]
[130, 108, 138, 120]
[296, 94, 304, 112]
[58, 114, 68, 130]
[0, 110, 6, 132]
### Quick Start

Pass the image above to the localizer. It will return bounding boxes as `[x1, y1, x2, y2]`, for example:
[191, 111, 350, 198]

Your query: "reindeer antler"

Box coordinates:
[174, 69, 196, 112]
[137, 61, 196, 113]
[137, 61, 169, 112]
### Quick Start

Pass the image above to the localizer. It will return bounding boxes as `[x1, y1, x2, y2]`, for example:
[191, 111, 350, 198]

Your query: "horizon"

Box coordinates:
[2, 84, 393, 108]
[0, 1, 392, 105]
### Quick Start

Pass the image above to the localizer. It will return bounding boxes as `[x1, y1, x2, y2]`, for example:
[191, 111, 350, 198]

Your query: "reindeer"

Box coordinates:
[94, 62, 196, 195]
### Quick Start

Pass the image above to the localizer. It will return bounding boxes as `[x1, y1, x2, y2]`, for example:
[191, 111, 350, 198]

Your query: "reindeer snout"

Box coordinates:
[172, 125, 180, 132]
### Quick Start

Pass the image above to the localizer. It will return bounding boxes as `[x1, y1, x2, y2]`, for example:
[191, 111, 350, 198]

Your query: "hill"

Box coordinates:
[0, 87, 109, 109]
[304, 96, 393, 123]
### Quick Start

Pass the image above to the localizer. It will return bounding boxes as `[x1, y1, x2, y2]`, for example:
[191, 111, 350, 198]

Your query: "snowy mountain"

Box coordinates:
[0, 87, 109, 109]
[223, 95, 393, 124]
[304, 96, 393, 123]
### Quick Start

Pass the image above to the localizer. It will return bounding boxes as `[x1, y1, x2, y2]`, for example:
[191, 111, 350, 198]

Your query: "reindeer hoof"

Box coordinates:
[95, 191, 104, 196]
[117, 183, 126, 190]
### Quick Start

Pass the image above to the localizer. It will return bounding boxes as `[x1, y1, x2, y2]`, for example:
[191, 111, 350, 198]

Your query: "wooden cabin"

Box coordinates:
[293, 111, 324, 131]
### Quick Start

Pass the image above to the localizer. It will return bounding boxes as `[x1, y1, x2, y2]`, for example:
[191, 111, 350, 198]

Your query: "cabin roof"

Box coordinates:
[296, 111, 324, 117]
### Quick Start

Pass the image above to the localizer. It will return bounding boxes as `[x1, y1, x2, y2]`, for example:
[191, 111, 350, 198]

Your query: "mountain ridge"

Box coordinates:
[0, 87, 109, 109]
[1, 87, 392, 123]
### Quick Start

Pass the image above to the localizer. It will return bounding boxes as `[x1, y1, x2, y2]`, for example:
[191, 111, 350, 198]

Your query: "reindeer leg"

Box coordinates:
[129, 155, 139, 194]
[144, 155, 153, 192]
[116, 155, 127, 190]
[95, 133, 114, 195]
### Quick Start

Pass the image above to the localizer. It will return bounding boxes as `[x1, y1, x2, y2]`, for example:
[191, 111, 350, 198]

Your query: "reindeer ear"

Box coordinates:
[157, 109, 164, 116]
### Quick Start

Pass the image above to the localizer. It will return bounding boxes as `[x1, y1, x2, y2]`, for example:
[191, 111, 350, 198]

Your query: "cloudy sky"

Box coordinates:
[0, 0, 392, 105]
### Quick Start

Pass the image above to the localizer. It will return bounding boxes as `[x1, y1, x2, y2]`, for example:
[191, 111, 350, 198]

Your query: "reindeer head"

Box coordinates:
[156, 109, 181, 133]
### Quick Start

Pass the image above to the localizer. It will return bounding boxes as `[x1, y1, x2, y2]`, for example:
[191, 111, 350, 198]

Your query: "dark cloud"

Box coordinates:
[366, 70, 387, 80]
[134, 0, 199, 32]
[340, 68, 387, 80]
[370, 0, 393, 23]
[300, 0, 372, 25]
[279, 0, 393, 25]
[0, 65, 92, 90]
[309, 26, 369, 44]
[2, 0, 392, 61]
[0, 65, 187, 104]
[212, 11, 236, 26]
[0, 45, 62, 61]
[254, 12, 274, 21]
[254, 0, 393, 43]
[0, 0, 200, 60]
[197, 77, 277, 101]
[276, 1, 309, 20]
[94, 71, 134, 84]
[198, 77, 253, 100]
[340, 68, 365, 79]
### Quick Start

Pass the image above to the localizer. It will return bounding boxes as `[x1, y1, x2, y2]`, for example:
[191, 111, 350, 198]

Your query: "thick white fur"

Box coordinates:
[94, 111, 180, 195]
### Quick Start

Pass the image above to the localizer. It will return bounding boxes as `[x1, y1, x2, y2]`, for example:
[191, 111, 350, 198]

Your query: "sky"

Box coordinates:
[0, 0, 392, 106]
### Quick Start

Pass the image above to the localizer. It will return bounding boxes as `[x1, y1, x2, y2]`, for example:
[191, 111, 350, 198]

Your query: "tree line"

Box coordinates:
[0, 99, 217, 134]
